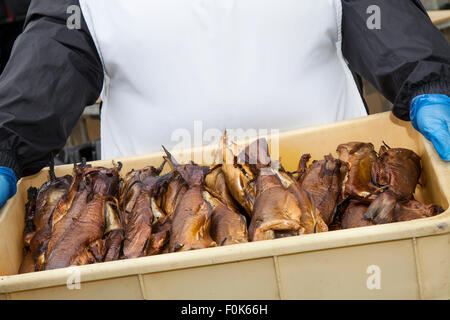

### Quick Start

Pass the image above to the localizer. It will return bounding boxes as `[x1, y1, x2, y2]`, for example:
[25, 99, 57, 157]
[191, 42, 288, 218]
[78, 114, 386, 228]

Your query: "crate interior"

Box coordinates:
[0, 112, 448, 277]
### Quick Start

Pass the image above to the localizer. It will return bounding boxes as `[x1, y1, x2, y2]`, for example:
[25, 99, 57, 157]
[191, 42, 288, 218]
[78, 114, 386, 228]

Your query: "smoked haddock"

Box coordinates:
[19, 136, 444, 273]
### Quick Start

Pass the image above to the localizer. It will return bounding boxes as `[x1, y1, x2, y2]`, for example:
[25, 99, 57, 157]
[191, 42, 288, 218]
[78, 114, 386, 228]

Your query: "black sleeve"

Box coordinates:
[341, 0, 450, 120]
[0, 0, 103, 178]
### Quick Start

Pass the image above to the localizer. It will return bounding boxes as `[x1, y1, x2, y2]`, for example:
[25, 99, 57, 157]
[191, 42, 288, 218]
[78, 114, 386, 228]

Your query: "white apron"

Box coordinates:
[79, 0, 367, 160]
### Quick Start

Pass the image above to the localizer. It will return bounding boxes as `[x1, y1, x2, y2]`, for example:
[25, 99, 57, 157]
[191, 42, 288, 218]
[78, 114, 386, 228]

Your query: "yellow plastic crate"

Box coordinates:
[0, 112, 448, 300]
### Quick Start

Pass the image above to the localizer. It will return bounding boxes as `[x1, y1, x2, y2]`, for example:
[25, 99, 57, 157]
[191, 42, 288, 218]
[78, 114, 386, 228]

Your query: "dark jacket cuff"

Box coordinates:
[393, 65, 450, 121]
[0, 150, 22, 179]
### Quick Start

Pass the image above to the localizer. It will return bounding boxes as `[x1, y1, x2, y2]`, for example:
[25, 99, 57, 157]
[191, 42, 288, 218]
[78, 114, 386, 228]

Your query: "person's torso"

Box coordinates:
[79, 0, 367, 160]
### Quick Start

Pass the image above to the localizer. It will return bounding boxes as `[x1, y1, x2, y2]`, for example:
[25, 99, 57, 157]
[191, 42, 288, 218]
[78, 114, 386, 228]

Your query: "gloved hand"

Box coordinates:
[0, 167, 17, 209]
[410, 94, 450, 161]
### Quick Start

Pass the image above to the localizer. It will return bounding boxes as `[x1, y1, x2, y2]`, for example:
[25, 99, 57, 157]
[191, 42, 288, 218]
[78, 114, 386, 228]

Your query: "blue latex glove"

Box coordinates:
[0, 167, 17, 209]
[411, 94, 450, 161]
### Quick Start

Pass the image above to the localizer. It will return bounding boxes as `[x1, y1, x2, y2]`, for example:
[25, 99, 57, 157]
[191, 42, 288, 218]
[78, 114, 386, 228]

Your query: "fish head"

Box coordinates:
[237, 138, 271, 172]
[83, 165, 121, 197]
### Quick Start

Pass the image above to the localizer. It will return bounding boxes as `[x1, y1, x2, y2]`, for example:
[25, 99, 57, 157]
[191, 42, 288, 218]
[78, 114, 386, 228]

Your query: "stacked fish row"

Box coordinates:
[20, 162, 124, 273]
[330, 142, 443, 229]
[19, 138, 443, 273]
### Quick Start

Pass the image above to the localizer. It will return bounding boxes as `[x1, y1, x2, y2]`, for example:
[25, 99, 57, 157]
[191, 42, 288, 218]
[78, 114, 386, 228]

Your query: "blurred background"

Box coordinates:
[365, 0, 450, 116]
[0, 0, 449, 165]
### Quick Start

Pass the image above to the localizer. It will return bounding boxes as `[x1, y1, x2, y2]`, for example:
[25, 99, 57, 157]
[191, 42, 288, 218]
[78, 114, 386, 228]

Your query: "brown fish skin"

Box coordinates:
[44, 164, 122, 270]
[337, 142, 378, 200]
[240, 138, 305, 241]
[22, 175, 73, 272]
[70, 247, 97, 266]
[202, 190, 248, 246]
[249, 173, 303, 241]
[169, 185, 217, 252]
[222, 162, 255, 216]
[86, 238, 106, 262]
[119, 170, 144, 216]
[371, 147, 421, 199]
[147, 180, 173, 256]
[103, 199, 124, 262]
[297, 154, 345, 226]
[148, 215, 172, 256]
[278, 170, 328, 234]
[163, 147, 216, 252]
[104, 230, 123, 261]
[122, 190, 153, 259]
[22, 188, 37, 248]
[297, 154, 311, 182]
[44, 165, 92, 269]
[161, 173, 188, 220]
[340, 201, 373, 229]
[364, 190, 397, 224]
[221, 134, 256, 216]
[19, 251, 35, 274]
[119, 163, 165, 216]
[205, 165, 240, 213]
[122, 165, 173, 258]
[34, 175, 73, 231]
[45, 193, 105, 269]
[394, 200, 443, 222]
[365, 147, 422, 224]
[20, 188, 37, 274]
[120, 163, 168, 259]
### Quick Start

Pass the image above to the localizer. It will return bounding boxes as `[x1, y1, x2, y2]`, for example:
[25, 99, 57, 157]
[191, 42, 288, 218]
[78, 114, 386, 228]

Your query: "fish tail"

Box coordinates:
[364, 191, 397, 224]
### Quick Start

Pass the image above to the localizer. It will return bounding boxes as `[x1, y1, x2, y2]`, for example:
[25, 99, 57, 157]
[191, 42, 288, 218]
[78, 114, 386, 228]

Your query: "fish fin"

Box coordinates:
[297, 154, 311, 182]
[163, 147, 208, 186]
[298, 154, 311, 172]
[162, 146, 179, 167]
[364, 192, 397, 224]
[48, 158, 56, 181]
[111, 160, 123, 171]
[382, 141, 391, 150]
[238, 138, 271, 167]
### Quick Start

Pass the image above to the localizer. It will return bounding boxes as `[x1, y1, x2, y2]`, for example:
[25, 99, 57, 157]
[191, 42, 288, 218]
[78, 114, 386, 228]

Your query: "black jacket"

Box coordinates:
[0, 0, 449, 178]
[0, 0, 30, 24]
